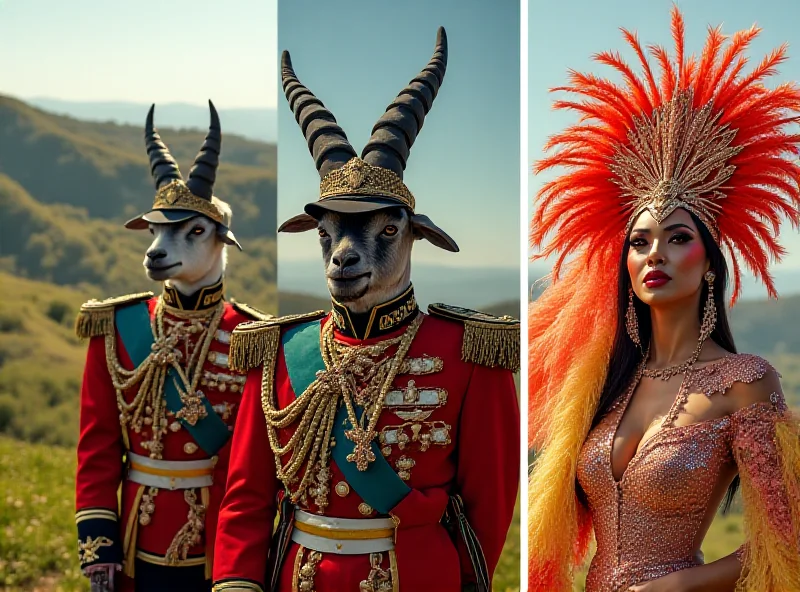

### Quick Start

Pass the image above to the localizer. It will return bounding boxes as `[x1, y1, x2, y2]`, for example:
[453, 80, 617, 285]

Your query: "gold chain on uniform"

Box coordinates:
[104, 299, 224, 459]
[261, 314, 423, 511]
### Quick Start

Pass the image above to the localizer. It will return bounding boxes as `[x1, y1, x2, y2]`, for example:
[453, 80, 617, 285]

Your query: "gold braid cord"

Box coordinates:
[164, 487, 209, 565]
[104, 299, 224, 460]
[260, 315, 423, 511]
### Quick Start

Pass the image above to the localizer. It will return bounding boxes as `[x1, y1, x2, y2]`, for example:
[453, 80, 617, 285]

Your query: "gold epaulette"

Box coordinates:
[228, 310, 326, 372]
[229, 300, 276, 322]
[74, 292, 154, 339]
[427, 303, 520, 372]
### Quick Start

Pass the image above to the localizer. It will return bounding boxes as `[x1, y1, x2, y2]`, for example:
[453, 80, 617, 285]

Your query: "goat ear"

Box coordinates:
[217, 229, 243, 251]
[410, 214, 459, 252]
[278, 214, 318, 233]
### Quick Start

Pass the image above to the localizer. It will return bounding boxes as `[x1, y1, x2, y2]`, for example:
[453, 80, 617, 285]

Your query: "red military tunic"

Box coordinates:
[212, 293, 519, 592]
[75, 283, 271, 589]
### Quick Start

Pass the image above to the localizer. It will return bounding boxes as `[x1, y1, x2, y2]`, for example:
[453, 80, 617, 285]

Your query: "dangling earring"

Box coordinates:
[626, 287, 642, 349]
[699, 270, 717, 344]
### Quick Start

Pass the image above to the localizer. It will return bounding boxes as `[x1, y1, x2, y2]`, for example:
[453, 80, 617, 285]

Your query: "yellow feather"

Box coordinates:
[736, 416, 800, 591]
[528, 323, 613, 591]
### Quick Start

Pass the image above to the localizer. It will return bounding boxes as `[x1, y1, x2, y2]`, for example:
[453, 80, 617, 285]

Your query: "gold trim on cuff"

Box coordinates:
[136, 549, 206, 567]
[212, 581, 265, 592]
[76, 508, 118, 524]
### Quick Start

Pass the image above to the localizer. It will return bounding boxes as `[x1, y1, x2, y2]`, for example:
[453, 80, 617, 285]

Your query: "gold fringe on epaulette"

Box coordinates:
[462, 320, 520, 372]
[229, 324, 281, 373]
[74, 308, 115, 339]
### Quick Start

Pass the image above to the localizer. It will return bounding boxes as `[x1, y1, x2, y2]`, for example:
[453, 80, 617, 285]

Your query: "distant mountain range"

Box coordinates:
[26, 98, 277, 144]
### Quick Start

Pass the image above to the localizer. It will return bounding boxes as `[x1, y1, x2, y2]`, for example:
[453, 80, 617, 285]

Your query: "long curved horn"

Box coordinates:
[361, 27, 448, 179]
[185, 100, 221, 200]
[282, 50, 357, 179]
[145, 105, 183, 189]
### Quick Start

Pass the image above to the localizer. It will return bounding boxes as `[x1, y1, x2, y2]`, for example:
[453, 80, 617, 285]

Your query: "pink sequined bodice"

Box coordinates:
[576, 354, 785, 592]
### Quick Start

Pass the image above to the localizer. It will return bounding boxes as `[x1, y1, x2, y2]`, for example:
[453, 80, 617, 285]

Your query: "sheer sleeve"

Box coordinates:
[730, 387, 800, 592]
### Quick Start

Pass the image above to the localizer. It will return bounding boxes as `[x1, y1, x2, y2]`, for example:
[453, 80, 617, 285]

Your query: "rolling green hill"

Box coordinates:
[0, 95, 276, 238]
[0, 172, 276, 311]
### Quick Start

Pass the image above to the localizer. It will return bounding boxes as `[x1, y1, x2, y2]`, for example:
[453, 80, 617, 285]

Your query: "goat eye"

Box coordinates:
[191, 227, 205, 236]
[382, 225, 398, 236]
[149, 227, 154, 235]
[318, 228, 329, 238]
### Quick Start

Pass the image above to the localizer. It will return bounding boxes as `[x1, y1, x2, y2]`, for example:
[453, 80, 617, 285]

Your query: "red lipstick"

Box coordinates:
[643, 269, 672, 289]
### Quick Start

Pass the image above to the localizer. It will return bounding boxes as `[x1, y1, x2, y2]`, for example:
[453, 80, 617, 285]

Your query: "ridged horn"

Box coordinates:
[361, 27, 448, 179]
[145, 105, 183, 189]
[281, 50, 357, 179]
[186, 100, 221, 200]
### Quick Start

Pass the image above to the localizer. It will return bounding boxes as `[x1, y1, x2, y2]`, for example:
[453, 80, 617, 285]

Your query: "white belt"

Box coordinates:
[127, 452, 215, 490]
[290, 509, 396, 555]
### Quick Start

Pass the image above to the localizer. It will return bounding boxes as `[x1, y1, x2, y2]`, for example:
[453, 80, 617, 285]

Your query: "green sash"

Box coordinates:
[115, 302, 230, 456]
[281, 320, 410, 514]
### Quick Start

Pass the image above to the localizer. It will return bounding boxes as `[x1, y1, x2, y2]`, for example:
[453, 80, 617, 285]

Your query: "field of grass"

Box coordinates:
[0, 437, 86, 591]
[0, 437, 521, 591]
[495, 496, 521, 592]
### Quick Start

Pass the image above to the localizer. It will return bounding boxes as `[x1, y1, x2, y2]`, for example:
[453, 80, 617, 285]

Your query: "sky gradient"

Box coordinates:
[0, 0, 277, 109]
[529, 0, 800, 292]
[277, 0, 520, 269]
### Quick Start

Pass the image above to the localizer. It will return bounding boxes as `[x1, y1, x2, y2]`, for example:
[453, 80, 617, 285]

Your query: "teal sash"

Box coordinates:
[281, 320, 410, 514]
[115, 303, 230, 456]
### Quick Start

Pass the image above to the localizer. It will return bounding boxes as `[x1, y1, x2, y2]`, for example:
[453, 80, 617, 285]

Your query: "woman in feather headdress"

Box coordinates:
[527, 6, 800, 592]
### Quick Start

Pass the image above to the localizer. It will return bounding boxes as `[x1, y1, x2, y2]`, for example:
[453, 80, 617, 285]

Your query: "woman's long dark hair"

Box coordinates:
[589, 211, 740, 512]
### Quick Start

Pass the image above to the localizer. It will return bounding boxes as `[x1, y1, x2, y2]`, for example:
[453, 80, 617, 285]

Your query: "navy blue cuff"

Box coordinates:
[76, 508, 122, 568]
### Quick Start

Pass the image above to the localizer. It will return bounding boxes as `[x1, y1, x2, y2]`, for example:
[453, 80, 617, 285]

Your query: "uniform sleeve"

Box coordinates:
[731, 389, 800, 591]
[212, 366, 280, 592]
[456, 363, 520, 583]
[75, 335, 125, 570]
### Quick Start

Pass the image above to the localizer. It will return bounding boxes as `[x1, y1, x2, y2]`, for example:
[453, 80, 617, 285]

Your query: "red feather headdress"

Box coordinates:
[532, 8, 800, 302]
[528, 8, 800, 589]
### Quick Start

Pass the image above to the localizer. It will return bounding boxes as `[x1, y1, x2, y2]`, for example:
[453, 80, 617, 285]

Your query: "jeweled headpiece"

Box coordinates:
[277, 27, 458, 252]
[125, 101, 241, 250]
[611, 89, 742, 241]
[532, 7, 800, 301]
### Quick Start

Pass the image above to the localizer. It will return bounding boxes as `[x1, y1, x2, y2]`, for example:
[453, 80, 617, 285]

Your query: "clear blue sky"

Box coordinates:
[277, 0, 520, 268]
[0, 0, 277, 109]
[529, 0, 800, 276]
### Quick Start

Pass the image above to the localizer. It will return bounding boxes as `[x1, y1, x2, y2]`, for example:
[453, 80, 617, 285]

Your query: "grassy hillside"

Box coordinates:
[0, 274, 89, 447]
[0, 173, 276, 311]
[0, 95, 276, 238]
[729, 295, 800, 356]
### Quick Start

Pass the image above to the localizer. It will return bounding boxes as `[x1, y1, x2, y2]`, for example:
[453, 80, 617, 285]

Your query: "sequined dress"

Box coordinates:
[576, 354, 793, 592]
